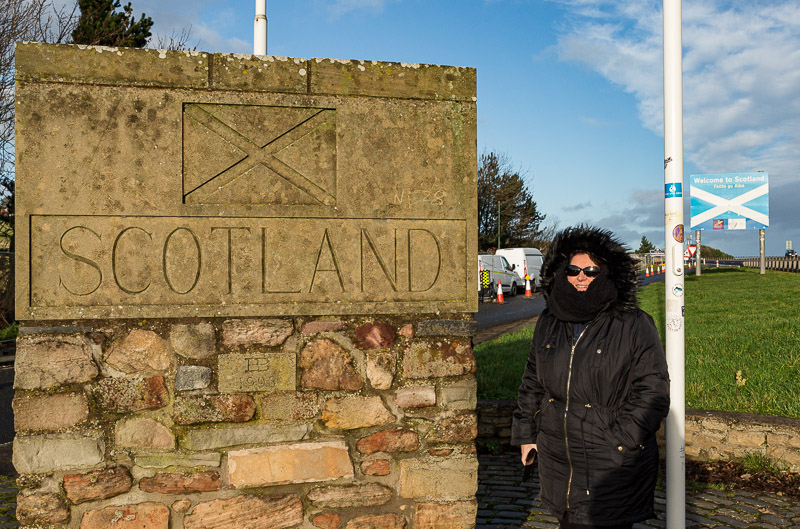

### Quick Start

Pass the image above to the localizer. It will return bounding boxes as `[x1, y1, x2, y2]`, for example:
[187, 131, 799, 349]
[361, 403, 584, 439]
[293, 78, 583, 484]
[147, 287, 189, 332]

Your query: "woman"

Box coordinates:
[511, 225, 670, 529]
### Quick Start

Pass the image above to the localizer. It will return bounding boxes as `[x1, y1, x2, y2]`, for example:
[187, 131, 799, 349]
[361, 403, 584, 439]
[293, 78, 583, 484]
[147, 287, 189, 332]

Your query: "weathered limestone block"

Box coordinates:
[403, 341, 476, 379]
[439, 379, 477, 410]
[345, 513, 405, 529]
[768, 431, 800, 450]
[13, 392, 89, 431]
[227, 441, 353, 487]
[300, 339, 363, 390]
[414, 500, 478, 529]
[115, 418, 175, 450]
[766, 445, 800, 471]
[80, 502, 169, 529]
[16, 492, 70, 526]
[416, 320, 477, 338]
[93, 376, 168, 412]
[14, 335, 98, 389]
[427, 414, 478, 444]
[218, 352, 297, 393]
[399, 457, 479, 499]
[139, 471, 221, 494]
[699, 416, 731, 433]
[175, 366, 213, 391]
[727, 429, 766, 449]
[184, 494, 303, 529]
[13, 433, 105, 474]
[173, 394, 256, 425]
[135, 452, 221, 469]
[105, 329, 174, 374]
[321, 396, 395, 430]
[170, 322, 216, 359]
[221, 318, 293, 347]
[366, 352, 396, 390]
[302, 320, 348, 334]
[361, 459, 391, 476]
[356, 429, 419, 455]
[261, 392, 319, 422]
[182, 423, 311, 450]
[355, 322, 396, 349]
[307, 483, 393, 508]
[396, 385, 436, 408]
[312, 512, 341, 529]
[64, 466, 133, 504]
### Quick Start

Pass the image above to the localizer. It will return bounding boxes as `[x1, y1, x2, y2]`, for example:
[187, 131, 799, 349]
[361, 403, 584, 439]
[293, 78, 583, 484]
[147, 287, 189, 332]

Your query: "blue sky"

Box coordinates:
[118, 0, 799, 256]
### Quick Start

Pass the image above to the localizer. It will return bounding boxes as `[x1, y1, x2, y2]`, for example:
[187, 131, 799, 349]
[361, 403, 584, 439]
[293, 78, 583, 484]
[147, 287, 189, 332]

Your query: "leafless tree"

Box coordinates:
[154, 25, 196, 51]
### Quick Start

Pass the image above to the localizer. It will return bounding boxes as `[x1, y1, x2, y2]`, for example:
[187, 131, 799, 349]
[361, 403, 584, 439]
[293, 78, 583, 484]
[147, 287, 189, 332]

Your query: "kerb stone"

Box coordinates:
[227, 440, 353, 487]
[182, 423, 312, 450]
[13, 433, 105, 474]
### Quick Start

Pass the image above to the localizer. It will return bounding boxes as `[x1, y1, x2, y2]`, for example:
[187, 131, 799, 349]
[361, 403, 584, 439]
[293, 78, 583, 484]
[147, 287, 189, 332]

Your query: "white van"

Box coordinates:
[495, 248, 545, 290]
[477, 254, 524, 296]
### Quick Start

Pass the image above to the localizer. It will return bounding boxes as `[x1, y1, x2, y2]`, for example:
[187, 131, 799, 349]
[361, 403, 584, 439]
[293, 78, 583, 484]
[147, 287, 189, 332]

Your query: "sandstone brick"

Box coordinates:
[427, 414, 478, 444]
[184, 494, 303, 529]
[345, 513, 405, 529]
[355, 322, 397, 349]
[135, 452, 221, 468]
[105, 329, 174, 374]
[361, 459, 390, 476]
[139, 471, 221, 494]
[218, 352, 297, 393]
[13, 433, 105, 473]
[64, 466, 133, 504]
[438, 379, 477, 410]
[699, 416, 731, 433]
[399, 457, 478, 499]
[115, 418, 174, 450]
[261, 392, 319, 422]
[766, 445, 800, 471]
[17, 492, 69, 526]
[175, 365, 213, 391]
[396, 385, 436, 408]
[357, 429, 419, 455]
[222, 318, 293, 347]
[14, 334, 98, 389]
[300, 339, 363, 390]
[308, 483, 393, 508]
[80, 502, 169, 529]
[173, 394, 256, 425]
[397, 324, 414, 339]
[321, 396, 395, 430]
[728, 429, 765, 448]
[170, 322, 216, 359]
[767, 432, 800, 450]
[302, 321, 348, 334]
[366, 352, 396, 390]
[182, 423, 312, 450]
[93, 376, 168, 412]
[414, 500, 478, 529]
[228, 441, 353, 487]
[403, 341, 476, 379]
[313, 512, 341, 529]
[171, 499, 192, 513]
[13, 393, 89, 431]
[428, 449, 453, 456]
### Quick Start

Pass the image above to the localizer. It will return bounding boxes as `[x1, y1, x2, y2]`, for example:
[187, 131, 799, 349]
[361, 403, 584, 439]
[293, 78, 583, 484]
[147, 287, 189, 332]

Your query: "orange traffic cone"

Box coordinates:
[645, 266, 650, 277]
[495, 279, 505, 303]
[524, 276, 533, 297]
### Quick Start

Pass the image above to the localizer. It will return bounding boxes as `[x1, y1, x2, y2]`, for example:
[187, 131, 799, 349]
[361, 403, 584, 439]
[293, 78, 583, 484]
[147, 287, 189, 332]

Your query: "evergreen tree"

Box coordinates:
[477, 152, 545, 250]
[71, 0, 152, 48]
[636, 235, 656, 254]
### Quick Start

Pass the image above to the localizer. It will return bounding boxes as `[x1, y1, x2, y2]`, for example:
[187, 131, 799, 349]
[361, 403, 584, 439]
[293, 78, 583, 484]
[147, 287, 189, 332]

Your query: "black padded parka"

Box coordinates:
[511, 226, 670, 526]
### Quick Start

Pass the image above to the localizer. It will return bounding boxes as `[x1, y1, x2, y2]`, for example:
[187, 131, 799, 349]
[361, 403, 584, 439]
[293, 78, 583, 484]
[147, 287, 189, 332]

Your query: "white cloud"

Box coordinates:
[549, 0, 800, 189]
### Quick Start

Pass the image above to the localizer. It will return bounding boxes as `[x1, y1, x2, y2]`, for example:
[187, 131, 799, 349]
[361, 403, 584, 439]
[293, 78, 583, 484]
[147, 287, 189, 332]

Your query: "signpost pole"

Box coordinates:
[696, 230, 701, 276]
[254, 0, 267, 55]
[663, 1, 686, 527]
[759, 229, 766, 275]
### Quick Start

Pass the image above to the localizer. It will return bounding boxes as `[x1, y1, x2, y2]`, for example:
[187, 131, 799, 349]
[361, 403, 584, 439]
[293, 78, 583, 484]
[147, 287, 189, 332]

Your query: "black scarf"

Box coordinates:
[547, 264, 617, 323]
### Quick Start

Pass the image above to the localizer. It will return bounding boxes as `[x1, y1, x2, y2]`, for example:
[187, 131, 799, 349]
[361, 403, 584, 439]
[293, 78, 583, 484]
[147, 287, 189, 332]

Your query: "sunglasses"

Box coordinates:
[565, 264, 601, 278]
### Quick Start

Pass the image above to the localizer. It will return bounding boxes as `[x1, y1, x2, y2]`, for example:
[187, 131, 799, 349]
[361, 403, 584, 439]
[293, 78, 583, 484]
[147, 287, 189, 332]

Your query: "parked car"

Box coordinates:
[495, 247, 545, 289]
[787, 249, 798, 257]
[477, 254, 524, 296]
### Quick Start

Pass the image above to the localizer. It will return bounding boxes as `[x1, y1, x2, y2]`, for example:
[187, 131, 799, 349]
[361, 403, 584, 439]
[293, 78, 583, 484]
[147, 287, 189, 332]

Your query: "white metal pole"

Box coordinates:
[254, 0, 267, 55]
[695, 230, 701, 276]
[759, 229, 766, 274]
[663, 1, 685, 528]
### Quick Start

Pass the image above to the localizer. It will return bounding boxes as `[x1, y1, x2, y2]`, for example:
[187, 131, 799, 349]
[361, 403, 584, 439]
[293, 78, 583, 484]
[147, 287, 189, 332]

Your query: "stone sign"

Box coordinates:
[15, 43, 477, 320]
[218, 352, 296, 393]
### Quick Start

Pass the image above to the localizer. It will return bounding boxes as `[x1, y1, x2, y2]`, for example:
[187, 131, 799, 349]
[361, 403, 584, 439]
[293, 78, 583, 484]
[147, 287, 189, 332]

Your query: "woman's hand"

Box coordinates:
[520, 443, 537, 465]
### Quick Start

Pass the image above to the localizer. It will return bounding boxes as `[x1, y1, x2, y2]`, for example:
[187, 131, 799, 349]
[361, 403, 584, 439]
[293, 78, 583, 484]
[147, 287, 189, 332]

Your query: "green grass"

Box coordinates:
[476, 267, 800, 418]
[0, 322, 17, 340]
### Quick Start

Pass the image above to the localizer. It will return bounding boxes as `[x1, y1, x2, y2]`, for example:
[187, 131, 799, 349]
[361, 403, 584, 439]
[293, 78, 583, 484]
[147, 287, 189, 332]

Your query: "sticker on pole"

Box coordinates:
[665, 182, 683, 199]
[690, 172, 769, 230]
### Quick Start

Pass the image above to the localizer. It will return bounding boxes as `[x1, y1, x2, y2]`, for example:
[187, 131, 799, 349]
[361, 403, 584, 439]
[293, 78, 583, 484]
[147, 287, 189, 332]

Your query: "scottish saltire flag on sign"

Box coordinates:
[689, 172, 769, 230]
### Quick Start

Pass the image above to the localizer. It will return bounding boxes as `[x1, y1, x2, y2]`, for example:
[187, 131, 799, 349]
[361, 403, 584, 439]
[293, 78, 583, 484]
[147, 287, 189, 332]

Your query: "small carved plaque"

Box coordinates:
[218, 353, 296, 393]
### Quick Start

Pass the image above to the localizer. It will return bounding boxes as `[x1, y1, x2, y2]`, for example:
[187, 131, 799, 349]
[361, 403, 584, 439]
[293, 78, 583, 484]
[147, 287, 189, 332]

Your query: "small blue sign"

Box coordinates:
[665, 182, 683, 198]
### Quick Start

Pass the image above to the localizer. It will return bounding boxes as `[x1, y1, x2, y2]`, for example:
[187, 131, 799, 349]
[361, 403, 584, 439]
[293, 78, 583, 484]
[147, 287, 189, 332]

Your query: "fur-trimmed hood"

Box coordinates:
[541, 225, 639, 315]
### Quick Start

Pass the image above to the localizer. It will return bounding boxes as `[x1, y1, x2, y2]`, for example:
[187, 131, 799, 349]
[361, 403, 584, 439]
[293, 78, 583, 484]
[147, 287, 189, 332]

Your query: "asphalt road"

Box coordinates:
[475, 272, 666, 330]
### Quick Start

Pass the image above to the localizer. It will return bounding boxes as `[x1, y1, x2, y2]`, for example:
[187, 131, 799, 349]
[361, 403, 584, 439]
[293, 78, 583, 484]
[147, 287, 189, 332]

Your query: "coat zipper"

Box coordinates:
[564, 325, 588, 509]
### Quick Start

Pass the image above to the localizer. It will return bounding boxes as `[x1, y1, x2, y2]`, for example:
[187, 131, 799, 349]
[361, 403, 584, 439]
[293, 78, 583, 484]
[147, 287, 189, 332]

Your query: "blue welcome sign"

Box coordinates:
[689, 172, 769, 230]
